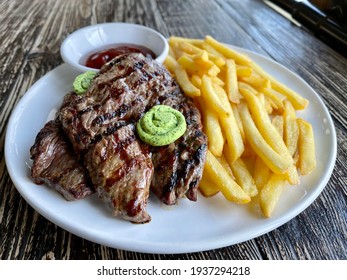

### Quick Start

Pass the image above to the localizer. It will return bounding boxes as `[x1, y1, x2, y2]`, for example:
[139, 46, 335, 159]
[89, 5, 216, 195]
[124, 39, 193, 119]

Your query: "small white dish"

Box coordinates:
[60, 23, 169, 73]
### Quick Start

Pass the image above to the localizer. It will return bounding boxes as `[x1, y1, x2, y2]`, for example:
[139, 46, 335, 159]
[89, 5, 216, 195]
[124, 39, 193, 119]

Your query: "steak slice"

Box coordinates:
[149, 89, 208, 205]
[30, 120, 94, 201]
[84, 124, 153, 223]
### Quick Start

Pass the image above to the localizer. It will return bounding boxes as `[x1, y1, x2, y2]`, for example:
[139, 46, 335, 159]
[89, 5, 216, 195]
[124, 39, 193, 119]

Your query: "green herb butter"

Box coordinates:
[136, 105, 187, 146]
[73, 71, 96, 95]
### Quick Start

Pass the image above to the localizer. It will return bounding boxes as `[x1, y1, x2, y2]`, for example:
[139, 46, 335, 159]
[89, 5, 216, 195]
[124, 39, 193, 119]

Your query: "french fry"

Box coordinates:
[213, 84, 244, 162]
[283, 99, 299, 156]
[212, 76, 225, 86]
[177, 55, 206, 76]
[200, 42, 227, 68]
[297, 118, 316, 175]
[169, 36, 203, 47]
[178, 41, 204, 55]
[164, 55, 179, 73]
[228, 157, 258, 197]
[201, 75, 230, 117]
[285, 165, 300, 185]
[192, 50, 215, 69]
[240, 72, 269, 90]
[241, 155, 256, 175]
[204, 150, 251, 204]
[250, 61, 309, 110]
[225, 59, 241, 103]
[216, 154, 235, 180]
[201, 41, 226, 58]
[262, 88, 285, 113]
[253, 156, 271, 190]
[220, 112, 245, 163]
[205, 35, 252, 65]
[239, 86, 294, 166]
[271, 115, 284, 139]
[231, 103, 245, 141]
[198, 98, 224, 157]
[199, 173, 220, 197]
[174, 64, 200, 97]
[191, 74, 202, 88]
[260, 173, 286, 217]
[236, 65, 252, 77]
[239, 102, 291, 174]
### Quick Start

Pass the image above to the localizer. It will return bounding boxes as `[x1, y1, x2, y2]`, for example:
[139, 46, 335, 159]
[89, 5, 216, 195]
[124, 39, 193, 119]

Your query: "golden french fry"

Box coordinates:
[250, 62, 309, 110]
[285, 165, 300, 185]
[208, 54, 226, 68]
[262, 88, 285, 113]
[199, 173, 220, 197]
[199, 42, 227, 68]
[240, 72, 269, 90]
[216, 154, 235, 180]
[206, 64, 221, 77]
[177, 55, 206, 76]
[283, 99, 299, 156]
[228, 157, 258, 197]
[174, 64, 200, 97]
[211, 76, 225, 86]
[220, 113, 245, 163]
[205, 35, 252, 65]
[240, 86, 294, 166]
[198, 98, 224, 157]
[241, 155, 256, 175]
[204, 150, 251, 204]
[201, 41, 226, 58]
[178, 41, 226, 69]
[191, 74, 202, 88]
[225, 59, 242, 103]
[201, 75, 230, 117]
[231, 103, 245, 141]
[238, 102, 291, 174]
[271, 115, 284, 139]
[169, 36, 203, 47]
[238, 81, 258, 95]
[178, 41, 204, 55]
[212, 85, 244, 162]
[253, 156, 271, 190]
[236, 65, 252, 77]
[164, 55, 179, 73]
[297, 118, 316, 175]
[260, 173, 286, 217]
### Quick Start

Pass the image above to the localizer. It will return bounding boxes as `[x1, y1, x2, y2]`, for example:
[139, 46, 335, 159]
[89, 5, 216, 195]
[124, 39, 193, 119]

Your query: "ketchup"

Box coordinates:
[81, 44, 156, 69]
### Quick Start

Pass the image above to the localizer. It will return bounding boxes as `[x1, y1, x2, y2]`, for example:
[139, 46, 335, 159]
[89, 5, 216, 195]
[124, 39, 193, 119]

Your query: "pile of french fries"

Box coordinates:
[164, 35, 316, 217]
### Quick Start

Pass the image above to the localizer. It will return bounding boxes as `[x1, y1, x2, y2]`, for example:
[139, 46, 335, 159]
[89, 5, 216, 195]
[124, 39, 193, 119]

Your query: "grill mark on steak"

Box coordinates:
[84, 124, 153, 223]
[30, 120, 94, 201]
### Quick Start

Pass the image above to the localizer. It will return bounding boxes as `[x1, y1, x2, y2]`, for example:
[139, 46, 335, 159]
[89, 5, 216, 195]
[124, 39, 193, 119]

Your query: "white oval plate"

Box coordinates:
[5, 46, 336, 254]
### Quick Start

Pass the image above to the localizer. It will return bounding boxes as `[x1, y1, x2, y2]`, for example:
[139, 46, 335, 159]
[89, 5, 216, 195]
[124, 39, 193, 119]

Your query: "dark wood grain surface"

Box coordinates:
[1, 0, 346, 260]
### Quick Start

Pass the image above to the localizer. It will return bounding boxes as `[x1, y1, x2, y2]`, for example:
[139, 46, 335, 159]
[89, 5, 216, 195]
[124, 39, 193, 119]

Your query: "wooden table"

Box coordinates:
[1, 0, 346, 260]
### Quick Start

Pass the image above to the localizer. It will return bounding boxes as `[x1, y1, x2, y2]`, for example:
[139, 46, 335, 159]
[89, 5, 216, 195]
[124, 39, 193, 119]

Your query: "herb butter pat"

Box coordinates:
[136, 105, 187, 146]
[73, 71, 96, 95]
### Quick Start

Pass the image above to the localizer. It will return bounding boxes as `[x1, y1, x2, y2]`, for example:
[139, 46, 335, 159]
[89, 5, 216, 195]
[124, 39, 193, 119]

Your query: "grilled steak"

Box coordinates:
[30, 120, 94, 200]
[59, 53, 207, 205]
[84, 124, 153, 223]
